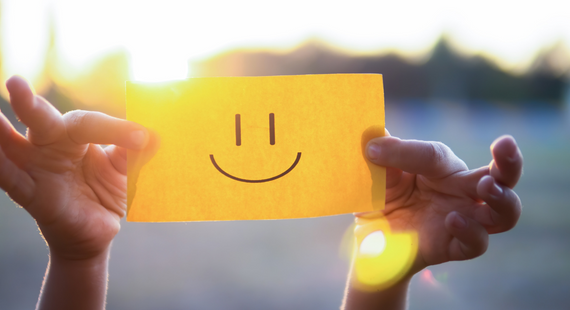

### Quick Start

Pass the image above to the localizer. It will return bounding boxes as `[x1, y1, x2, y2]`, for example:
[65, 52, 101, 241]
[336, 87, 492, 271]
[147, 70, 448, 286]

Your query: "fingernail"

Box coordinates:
[489, 180, 503, 199]
[452, 212, 467, 229]
[130, 130, 146, 147]
[367, 143, 381, 160]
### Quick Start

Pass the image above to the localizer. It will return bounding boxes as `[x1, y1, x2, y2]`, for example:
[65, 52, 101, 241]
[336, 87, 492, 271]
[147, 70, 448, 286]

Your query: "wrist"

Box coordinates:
[343, 273, 412, 310]
[38, 246, 111, 310]
[49, 246, 111, 269]
[44, 233, 114, 262]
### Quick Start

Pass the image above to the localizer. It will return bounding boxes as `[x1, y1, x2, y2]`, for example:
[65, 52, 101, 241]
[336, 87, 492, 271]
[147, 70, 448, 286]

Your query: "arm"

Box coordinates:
[37, 249, 111, 310]
[0, 76, 152, 310]
[342, 133, 523, 310]
[342, 273, 411, 310]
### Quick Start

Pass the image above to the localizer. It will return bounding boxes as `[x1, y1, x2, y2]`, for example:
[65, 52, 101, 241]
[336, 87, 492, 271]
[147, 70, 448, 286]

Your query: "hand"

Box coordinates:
[362, 132, 523, 274]
[0, 76, 150, 261]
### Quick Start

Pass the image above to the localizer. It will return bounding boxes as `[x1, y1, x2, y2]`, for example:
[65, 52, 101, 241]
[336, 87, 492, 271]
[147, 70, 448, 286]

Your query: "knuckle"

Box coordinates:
[63, 110, 90, 142]
[0, 167, 30, 207]
[504, 193, 522, 230]
[478, 236, 489, 255]
[465, 237, 489, 260]
[0, 168, 17, 194]
[492, 190, 522, 233]
[427, 142, 448, 164]
[473, 241, 489, 259]
[64, 110, 88, 128]
[428, 141, 468, 173]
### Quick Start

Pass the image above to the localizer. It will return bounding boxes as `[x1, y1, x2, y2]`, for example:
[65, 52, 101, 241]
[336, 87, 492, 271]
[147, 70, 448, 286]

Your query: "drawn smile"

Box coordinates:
[209, 152, 302, 183]
[210, 113, 301, 183]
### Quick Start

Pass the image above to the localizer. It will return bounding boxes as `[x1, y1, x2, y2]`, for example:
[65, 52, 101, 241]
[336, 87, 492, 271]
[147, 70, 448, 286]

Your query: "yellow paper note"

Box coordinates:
[126, 74, 385, 222]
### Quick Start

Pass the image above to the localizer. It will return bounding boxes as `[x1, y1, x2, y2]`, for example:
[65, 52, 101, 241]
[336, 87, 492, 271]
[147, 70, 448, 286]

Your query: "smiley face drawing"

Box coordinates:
[126, 74, 385, 222]
[209, 113, 302, 183]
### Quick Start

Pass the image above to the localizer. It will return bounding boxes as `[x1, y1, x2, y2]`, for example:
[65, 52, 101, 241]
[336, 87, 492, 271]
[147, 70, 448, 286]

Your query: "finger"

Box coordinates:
[445, 211, 489, 261]
[63, 110, 149, 150]
[0, 111, 33, 167]
[354, 210, 383, 219]
[105, 145, 127, 175]
[127, 129, 160, 209]
[474, 175, 522, 233]
[379, 129, 404, 189]
[366, 136, 468, 178]
[386, 166, 404, 189]
[455, 166, 490, 200]
[489, 135, 523, 188]
[0, 147, 35, 206]
[5, 76, 65, 145]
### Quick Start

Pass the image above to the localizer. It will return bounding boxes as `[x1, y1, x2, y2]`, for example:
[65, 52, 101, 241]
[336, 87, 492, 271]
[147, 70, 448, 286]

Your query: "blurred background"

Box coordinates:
[0, 0, 569, 309]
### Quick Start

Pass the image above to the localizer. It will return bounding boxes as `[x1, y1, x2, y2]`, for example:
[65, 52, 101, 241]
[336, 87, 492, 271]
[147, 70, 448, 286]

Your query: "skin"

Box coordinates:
[0, 76, 523, 310]
[342, 132, 523, 309]
[0, 76, 151, 310]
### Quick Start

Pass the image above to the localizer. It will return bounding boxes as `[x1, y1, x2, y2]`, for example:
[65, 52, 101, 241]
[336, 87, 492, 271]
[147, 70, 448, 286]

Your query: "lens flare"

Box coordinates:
[420, 269, 438, 286]
[351, 216, 418, 291]
[359, 231, 386, 256]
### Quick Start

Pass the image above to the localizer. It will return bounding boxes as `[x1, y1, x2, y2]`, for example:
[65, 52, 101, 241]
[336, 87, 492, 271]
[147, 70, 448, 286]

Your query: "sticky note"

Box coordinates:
[127, 74, 385, 222]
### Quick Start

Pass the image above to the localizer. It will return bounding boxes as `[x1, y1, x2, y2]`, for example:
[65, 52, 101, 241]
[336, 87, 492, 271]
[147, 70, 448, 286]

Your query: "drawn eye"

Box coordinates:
[269, 113, 275, 145]
[234, 113, 276, 146]
[235, 114, 241, 146]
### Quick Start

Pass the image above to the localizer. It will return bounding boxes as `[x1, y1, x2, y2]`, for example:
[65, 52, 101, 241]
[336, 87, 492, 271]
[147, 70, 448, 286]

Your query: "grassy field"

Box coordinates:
[1, 101, 569, 309]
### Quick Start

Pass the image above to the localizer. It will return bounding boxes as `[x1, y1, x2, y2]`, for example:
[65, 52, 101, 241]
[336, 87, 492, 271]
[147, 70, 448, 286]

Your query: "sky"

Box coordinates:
[2, 0, 570, 82]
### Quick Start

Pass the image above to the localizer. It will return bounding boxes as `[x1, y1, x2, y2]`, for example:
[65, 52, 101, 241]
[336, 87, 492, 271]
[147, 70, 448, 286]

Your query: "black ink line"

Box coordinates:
[269, 113, 275, 145]
[210, 152, 302, 183]
[235, 114, 241, 146]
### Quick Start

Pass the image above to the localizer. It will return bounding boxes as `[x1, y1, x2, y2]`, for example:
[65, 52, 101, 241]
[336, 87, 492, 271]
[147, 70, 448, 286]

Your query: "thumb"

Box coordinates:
[63, 110, 149, 150]
[364, 128, 403, 189]
[365, 136, 467, 178]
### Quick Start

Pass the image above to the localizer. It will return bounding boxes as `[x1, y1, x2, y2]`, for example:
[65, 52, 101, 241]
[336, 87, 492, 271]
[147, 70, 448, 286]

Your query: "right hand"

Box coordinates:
[0, 76, 156, 261]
